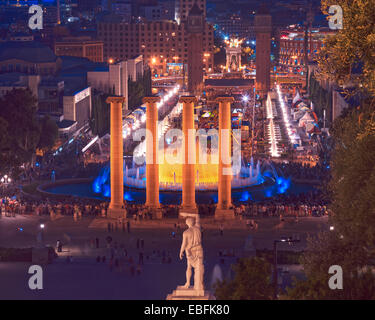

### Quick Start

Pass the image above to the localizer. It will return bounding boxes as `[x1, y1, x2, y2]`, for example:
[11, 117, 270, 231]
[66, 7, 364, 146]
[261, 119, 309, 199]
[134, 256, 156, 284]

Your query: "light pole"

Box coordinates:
[39, 223, 45, 246]
[273, 236, 300, 299]
[1, 175, 11, 195]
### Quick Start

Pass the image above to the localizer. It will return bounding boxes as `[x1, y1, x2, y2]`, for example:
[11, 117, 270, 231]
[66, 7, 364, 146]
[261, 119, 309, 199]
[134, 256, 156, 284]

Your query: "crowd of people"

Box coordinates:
[273, 162, 330, 182]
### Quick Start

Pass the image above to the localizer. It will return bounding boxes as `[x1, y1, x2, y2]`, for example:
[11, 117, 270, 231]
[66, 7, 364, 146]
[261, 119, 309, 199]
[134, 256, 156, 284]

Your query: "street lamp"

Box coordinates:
[39, 223, 45, 245]
[1, 175, 11, 194]
[273, 236, 300, 299]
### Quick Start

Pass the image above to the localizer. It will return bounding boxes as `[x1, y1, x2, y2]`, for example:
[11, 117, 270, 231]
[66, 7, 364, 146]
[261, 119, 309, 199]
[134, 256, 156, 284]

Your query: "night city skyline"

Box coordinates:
[0, 0, 374, 310]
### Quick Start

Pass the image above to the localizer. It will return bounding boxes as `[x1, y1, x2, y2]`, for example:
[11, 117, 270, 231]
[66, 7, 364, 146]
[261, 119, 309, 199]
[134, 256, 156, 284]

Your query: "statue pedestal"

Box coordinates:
[166, 286, 215, 300]
[150, 208, 163, 220]
[107, 207, 127, 219]
[179, 208, 198, 219]
[215, 209, 235, 220]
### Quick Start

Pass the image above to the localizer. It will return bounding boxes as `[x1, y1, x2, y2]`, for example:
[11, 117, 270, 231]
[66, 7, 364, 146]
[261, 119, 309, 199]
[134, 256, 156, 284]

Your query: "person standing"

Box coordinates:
[139, 251, 144, 265]
[140, 238, 144, 250]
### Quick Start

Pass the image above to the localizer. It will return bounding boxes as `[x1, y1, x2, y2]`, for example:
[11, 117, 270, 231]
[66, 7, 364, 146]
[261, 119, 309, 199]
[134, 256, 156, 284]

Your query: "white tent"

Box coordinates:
[293, 110, 306, 121]
[293, 91, 302, 105]
[299, 112, 314, 127]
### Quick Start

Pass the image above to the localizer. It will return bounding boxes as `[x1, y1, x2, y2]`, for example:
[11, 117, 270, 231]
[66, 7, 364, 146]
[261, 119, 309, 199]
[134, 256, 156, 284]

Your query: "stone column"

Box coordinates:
[216, 96, 234, 219]
[107, 97, 126, 219]
[180, 96, 197, 213]
[143, 96, 161, 214]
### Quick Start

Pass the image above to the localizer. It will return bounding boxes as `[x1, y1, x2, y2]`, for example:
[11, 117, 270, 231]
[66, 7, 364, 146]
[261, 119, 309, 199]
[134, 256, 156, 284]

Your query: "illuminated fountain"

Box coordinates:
[225, 37, 243, 73]
[93, 154, 270, 194]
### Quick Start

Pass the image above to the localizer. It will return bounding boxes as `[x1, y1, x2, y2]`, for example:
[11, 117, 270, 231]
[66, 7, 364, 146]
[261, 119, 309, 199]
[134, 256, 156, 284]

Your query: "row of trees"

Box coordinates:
[90, 69, 152, 136]
[308, 74, 332, 125]
[0, 89, 58, 177]
[128, 68, 152, 110]
[216, 0, 375, 300]
[288, 0, 375, 299]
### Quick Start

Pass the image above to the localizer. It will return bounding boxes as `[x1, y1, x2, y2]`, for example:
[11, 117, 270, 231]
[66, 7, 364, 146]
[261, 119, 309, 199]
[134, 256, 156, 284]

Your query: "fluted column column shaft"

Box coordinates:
[107, 97, 126, 211]
[181, 96, 196, 210]
[217, 97, 234, 210]
[144, 96, 160, 208]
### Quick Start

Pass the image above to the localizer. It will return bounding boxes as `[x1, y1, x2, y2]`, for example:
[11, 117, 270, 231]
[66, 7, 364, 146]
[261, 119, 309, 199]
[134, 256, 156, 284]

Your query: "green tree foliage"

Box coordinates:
[214, 257, 274, 300]
[308, 75, 332, 123]
[127, 69, 152, 111]
[142, 68, 152, 96]
[319, 0, 375, 95]
[38, 116, 59, 151]
[128, 78, 145, 110]
[287, 0, 375, 299]
[0, 89, 40, 174]
[90, 92, 110, 137]
[0, 116, 10, 173]
[0, 89, 59, 176]
[329, 100, 375, 245]
[286, 231, 375, 300]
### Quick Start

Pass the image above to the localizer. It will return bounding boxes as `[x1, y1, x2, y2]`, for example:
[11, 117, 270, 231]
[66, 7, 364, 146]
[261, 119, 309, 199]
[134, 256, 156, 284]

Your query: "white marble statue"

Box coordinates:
[179, 217, 204, 291]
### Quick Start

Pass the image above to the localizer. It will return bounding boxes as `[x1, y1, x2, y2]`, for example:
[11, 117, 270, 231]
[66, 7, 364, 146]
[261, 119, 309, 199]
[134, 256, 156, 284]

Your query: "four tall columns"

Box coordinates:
[143, 96, 161, 212]
[216, 96, 234, 219]
[107, 96, 126, 219]
[180, 96, 197, 213]
[106, 94, 235, 220]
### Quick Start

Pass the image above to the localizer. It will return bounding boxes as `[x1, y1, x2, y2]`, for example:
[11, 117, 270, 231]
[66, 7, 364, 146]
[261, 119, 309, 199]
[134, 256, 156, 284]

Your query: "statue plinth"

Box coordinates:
[179, 209, 198, 219]
[166, 286, 215, 300]
[215, 208, 235, 220]
[154, 209, 164, 220]
[107, 207, 127, 219]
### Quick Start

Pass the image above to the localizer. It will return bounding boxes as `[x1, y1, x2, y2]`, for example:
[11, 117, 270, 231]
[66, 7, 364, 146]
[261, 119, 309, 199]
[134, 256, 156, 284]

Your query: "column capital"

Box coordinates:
[106, 97, 126, 104]
[143, 96, 161, 104]
[179, 96, 197, 104]
[216, 96, 234, 103]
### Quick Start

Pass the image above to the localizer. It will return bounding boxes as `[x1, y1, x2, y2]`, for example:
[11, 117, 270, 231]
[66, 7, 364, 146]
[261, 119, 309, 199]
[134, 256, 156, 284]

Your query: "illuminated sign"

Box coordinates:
[75, 88, 90, 103]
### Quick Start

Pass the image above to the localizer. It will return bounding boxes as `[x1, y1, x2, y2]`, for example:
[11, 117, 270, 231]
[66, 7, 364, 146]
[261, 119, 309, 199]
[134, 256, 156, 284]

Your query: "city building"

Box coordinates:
[63, 86, 92, 129]
[54, 37, 104, 63]
[0, 72, 65, 122]
[0, 41, 61, 76]
[187, 2, 204, 94]
[217, 14, 254, 40]
[97, 17, 214, 76]
[279, 27, 335, 72]
[175, 0, 206, 23]
[87, 55, 144, 111]
[255, 5, 272, 98]
[140, 0, 175, 21]
[112, 0, 132, 21]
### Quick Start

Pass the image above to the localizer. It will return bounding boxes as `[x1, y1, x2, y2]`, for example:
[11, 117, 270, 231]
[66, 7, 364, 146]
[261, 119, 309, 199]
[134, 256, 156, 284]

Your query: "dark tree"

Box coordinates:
[38, 116, 58, 152]
[214, 257, 274, 300]
[0, 89, 40, 174]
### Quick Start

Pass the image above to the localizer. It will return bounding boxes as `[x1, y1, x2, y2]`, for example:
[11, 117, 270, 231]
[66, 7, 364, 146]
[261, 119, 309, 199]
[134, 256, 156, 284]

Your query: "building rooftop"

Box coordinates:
[189, 2, 203, 16]
[205, 78, 254, 87]
[56, 119, 76, 129]
[0, 41, 57, 63]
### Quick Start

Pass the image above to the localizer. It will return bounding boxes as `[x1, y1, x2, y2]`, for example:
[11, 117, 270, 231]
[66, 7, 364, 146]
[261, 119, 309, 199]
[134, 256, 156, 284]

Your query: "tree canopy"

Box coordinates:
[288, 0, 375, 299]
[318, 0, 375, 96]
[0, 89, 58, 176]
[214, 257, 274, 300]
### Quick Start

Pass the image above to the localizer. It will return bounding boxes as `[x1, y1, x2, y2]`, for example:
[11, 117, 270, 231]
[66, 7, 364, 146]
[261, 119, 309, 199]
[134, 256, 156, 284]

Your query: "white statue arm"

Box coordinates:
[179, 232, 187, 260]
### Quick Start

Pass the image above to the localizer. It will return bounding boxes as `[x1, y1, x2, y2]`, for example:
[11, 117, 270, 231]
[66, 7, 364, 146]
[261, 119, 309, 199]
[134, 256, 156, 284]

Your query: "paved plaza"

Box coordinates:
[0, 214, 328, 299]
